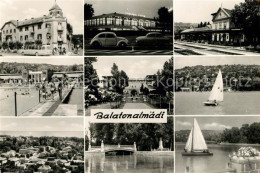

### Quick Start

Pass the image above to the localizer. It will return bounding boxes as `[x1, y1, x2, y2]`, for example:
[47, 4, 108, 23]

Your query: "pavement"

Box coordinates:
[0, 49, 83, 56]
[174, 41, 260, 55]
[21, 86, 82, 116]
[122, 102, 153, 109]
[85, 48, 173, 55]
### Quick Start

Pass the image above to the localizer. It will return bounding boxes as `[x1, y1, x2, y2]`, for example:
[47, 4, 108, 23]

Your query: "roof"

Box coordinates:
[18, 17, 44, 27]
[211, 7, 232, 18]
[1, 20, 18, 30]
[49, 2, 62, 11]
[181, 25, 212, 34]
[90, 12, 154, 21]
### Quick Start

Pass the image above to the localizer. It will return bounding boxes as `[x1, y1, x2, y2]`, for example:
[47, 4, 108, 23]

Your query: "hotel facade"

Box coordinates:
[85, 12, 164, 32]
[180, 7, 246, 45]
[1, 2, 70, 50]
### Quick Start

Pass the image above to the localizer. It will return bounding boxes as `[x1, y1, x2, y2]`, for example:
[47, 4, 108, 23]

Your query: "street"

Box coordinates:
[85, 35, 173, 55]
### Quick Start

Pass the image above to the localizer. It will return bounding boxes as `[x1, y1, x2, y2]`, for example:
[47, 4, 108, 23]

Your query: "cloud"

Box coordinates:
[176, 121, 192, 127]
[203, 122, 231, 130]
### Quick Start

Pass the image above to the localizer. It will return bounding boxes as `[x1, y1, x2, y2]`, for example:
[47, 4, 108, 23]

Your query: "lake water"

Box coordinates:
[0, 87, 39, 116]
[176, 143, 260, 173]
[175, 92, 260, 115]
[85, 153, 174, 173]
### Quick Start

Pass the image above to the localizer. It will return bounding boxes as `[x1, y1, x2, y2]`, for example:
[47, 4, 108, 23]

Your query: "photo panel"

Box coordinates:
[175, 56, 260, 115]
[0, 57, 84, 117]
[174, 0, 260, 56]
[84, 0, 173, 56]
[0, 0, 84, 56]
[84, 56, 174, 116]
[85, 116, 174, 173]
[175, 116, 260, 173]
[0, 117, 84, 172]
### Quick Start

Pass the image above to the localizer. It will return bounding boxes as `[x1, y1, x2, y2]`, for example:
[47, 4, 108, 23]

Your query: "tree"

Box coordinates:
[2, 41, 8, 49]
[157, 7, 173, 32]
[84, 3, 94, 20]
[111, 63, 129, 94]
[231, 0, 260, 47]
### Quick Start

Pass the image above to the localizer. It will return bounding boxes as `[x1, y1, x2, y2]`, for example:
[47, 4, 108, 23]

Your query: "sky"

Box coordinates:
[176, 116, 260, 131]
[92, 56, 171, 79]
[0, 0, 84, 34]
[0, 117, 84, 137]
[174, 0, 244, 23]
[85, 0, 173, 18]
[0, 57, 83, 65]
[175, 56, 260, 69]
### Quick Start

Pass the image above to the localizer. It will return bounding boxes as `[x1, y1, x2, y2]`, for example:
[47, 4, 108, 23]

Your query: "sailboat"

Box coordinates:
[182, 118, 213, 156]
[203, 69, 223, 106]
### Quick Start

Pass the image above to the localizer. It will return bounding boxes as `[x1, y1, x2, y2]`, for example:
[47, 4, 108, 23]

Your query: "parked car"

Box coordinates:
[20, 45, 52, 56]
[136, 32, 171, 46]
[90, 32, 129, 48]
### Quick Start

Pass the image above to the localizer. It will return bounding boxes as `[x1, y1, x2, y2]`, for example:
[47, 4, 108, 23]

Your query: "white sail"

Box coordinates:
[208, 69, 224, 102]
[185, 127, 193, 152]
[192, 118, 208, 151]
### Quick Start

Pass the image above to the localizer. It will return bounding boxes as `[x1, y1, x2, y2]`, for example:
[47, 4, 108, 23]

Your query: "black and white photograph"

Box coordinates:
[174, 0, 260, 55]
[84, 0, 173, 55]
[85, 56, 174, 116]
[0, 117, 84, 172]
[85, 116, 174, 173]
[176, 116, 260, 173]
[0, 0, 84, 56]
[0, 57, 84, 116]
[175, 56, 260, 115]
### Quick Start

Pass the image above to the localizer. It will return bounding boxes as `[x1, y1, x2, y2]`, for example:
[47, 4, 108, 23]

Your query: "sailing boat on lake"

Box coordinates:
[203, 69, 223, 106]
[182, 118, 213, 156]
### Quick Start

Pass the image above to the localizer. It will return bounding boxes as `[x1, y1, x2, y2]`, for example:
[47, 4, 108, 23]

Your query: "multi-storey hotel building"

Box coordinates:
[1, 2, 69, 50]
[85, 12, 160, 32]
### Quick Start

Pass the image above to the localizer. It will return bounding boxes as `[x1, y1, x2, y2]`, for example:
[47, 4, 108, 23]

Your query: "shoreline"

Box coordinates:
[176, 142, 260, 147]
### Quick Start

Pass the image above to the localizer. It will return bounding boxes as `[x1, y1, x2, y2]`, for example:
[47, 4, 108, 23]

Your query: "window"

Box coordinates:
[25, 26, 28, 31]
[10, 29, 12, 33]
[25, 35, 28, 40]
[37, 34, 42, 40]
[14, 29, 16, 33]
[19, 28, 23, 32]
[3, 31, 5, 34]
[38, 24, 41, 29]
[20, 36, 23, 41]
[106, 34, 115, 38]
[6, 30, 8, 34]
[98, 34, 106, 38]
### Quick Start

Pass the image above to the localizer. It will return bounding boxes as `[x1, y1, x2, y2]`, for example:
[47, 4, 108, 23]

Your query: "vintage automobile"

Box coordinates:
[136, 32, 171, 46]
[90, 32, 129, 48]
[20, 45, 52, 56]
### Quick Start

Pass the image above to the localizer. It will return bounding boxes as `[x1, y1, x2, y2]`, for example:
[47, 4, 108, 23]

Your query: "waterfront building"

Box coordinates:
[29, 70, 48, 84]
[1, 2, 70, 50]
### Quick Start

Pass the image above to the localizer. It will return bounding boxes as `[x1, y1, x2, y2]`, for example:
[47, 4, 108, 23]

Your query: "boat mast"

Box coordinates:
[191, 118, 194, 152]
